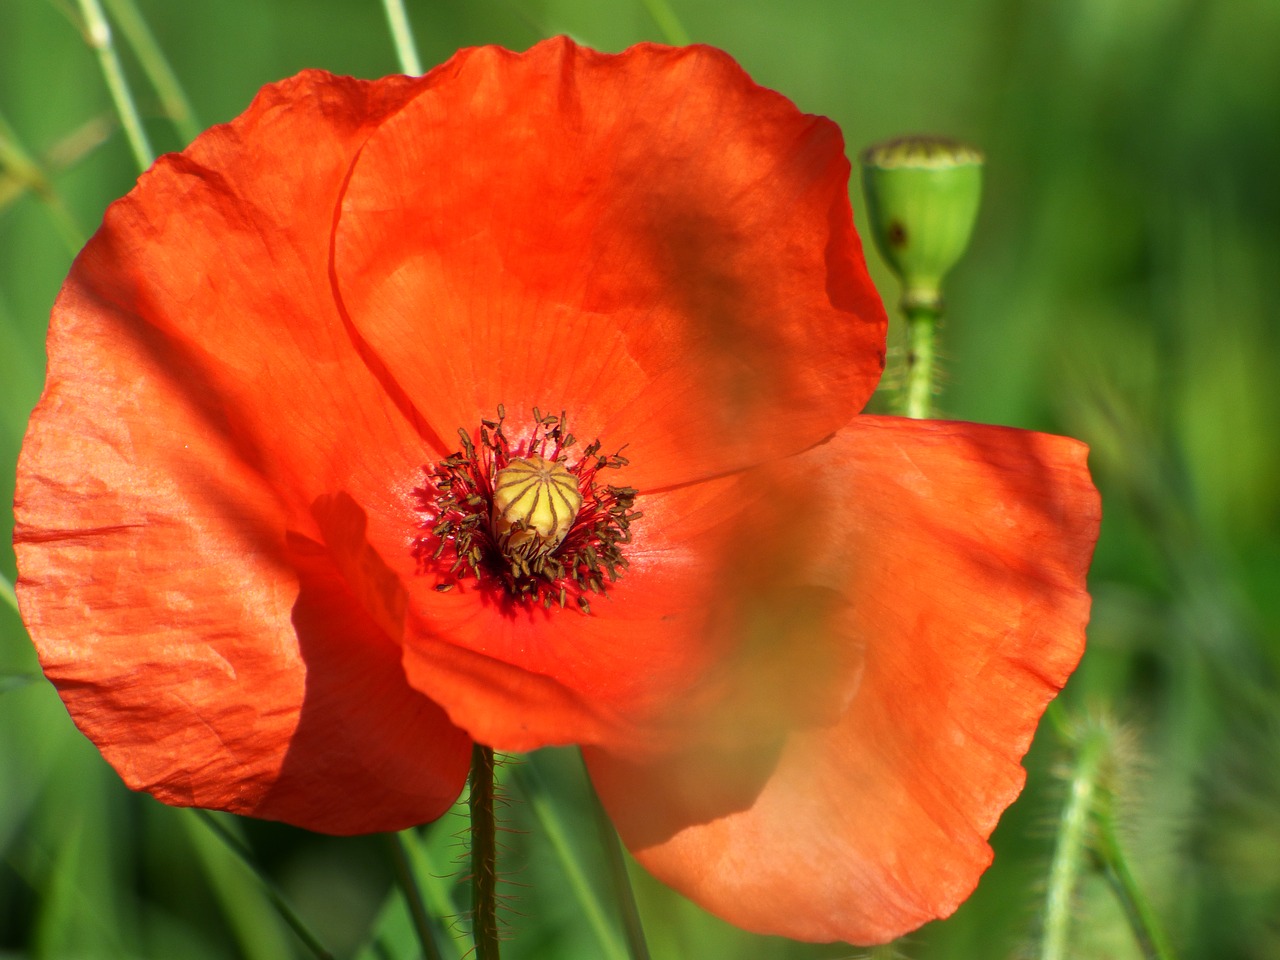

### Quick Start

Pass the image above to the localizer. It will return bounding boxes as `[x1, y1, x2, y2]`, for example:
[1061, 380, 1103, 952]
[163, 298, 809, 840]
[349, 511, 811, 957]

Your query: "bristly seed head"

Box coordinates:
[412, 407, 640, 612]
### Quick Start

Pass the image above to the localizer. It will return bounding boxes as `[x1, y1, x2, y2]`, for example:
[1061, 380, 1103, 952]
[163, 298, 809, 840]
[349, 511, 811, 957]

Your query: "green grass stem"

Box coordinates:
[1093, 788, 1178, 960]
[582, 753, 651, 960]
[181, 809, 295, 960]
[385, 832, 445, 960]
[639, 0, 691, 45]
[0, 111, 88, 254]
[192, 810, 335, 960]
[511, 759, 629, 960]
[380, 0, 423, 75]
[101, 0, 201, 142]
[74, 0, 154, 172]
[393, 825, 464, 957]
[0, 570, 18, 615]
[1043, 717, 1178, 960]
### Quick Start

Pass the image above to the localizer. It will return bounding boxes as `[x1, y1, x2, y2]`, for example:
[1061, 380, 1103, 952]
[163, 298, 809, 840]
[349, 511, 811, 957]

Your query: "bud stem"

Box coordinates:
[1093, 783, 1178, 960]
[1042, 717, 1178, 960]
[1041, 723, 1104, 960]
[901, 303, 941, 420]
[470, 744, 500, 960]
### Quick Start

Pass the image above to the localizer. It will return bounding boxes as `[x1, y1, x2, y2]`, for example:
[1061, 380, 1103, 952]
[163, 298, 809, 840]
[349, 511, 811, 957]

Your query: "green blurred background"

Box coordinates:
[2, 0, 1278, 957]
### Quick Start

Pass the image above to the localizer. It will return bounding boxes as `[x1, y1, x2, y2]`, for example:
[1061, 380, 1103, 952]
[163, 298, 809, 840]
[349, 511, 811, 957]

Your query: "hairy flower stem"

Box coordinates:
[1040, 724, 1105, 960]
[74, 0, 154, 172]
[900, 303, 940, 419]
[470, 744, 500, 960]
[1043, 718, 1177, 960]
[1093, 788, 1178, 960]
[380, 0, 423, 75]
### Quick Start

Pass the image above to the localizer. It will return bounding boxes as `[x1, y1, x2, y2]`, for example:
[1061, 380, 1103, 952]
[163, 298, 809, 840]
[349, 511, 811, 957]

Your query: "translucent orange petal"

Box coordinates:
[15, 71, 470, 832]
[331, 38, 886, 490]
[588, 417, 1101, 943]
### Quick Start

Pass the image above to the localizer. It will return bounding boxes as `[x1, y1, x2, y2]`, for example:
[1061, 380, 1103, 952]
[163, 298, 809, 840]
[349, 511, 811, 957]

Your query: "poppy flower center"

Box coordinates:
[492, 455, 582, 555]
[412, 408, 639, 613]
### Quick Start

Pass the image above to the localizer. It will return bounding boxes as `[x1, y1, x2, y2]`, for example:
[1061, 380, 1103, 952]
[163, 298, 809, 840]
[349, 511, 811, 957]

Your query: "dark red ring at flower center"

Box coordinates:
[412, 407, 639, 613]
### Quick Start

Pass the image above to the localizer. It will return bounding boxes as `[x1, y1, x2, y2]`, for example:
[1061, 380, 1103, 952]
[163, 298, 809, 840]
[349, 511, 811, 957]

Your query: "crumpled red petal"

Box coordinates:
[331, 38, 886, 490]
[15, 70, 471, 833]
[587, 416, 1101, 943]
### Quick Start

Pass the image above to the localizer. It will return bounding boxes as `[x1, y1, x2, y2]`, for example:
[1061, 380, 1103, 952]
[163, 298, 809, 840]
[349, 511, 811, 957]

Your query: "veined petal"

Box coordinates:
[588, 417, 1101, 943]
[332, 38, 886, 490]
[15, 71, 471, 832]
[68, 70, 449, 518]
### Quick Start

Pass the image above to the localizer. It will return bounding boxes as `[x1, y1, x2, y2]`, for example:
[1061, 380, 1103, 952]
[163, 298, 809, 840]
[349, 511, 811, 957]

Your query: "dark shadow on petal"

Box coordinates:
[589, 581, 865, 849]
[586, 736, 786, 851]
[261, 493, 470, 834]
[584, 119, 883, 475]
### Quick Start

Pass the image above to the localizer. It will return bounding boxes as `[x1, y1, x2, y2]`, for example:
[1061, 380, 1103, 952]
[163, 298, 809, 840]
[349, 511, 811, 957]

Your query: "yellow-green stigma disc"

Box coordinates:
[491, 454, 583, 556]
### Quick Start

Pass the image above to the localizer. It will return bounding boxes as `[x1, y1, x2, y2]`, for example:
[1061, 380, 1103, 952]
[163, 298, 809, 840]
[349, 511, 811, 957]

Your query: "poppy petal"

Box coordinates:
[396, 471, 759, 755]
[15, 71, 471, 832]
[392, 452, 863, 757]
[331, 38, 886, 489]
[587, 416, 1101, 943]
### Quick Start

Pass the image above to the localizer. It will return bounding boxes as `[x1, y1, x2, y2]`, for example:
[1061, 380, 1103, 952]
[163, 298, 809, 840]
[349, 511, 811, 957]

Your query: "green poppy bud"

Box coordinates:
[861, 137, 984, 312]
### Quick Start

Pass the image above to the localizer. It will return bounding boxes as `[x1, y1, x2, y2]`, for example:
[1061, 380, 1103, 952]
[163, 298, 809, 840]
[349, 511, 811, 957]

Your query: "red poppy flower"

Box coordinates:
[14, 38, 1100, 945]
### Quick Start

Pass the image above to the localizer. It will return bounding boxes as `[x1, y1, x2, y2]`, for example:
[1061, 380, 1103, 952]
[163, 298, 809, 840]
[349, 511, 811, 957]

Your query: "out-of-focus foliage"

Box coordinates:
[2, 1, 1278, 957]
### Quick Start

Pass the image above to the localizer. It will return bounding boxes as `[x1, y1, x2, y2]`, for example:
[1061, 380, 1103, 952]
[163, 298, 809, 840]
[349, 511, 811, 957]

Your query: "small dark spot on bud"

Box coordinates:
[888, 220, 908, 248]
